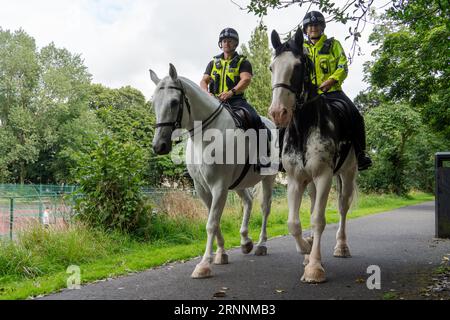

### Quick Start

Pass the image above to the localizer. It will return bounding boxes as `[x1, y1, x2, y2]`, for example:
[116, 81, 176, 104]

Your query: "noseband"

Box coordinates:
[155, 81, 192, 130]
[271, 55, 312, 105]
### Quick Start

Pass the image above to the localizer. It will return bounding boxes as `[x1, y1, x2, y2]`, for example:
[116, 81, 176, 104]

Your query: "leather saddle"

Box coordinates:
[224, 104, 254, 130]
[224, 103, 274, 171]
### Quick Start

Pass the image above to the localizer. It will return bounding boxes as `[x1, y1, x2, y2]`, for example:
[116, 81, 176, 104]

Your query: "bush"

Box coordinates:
[71, 132, 152, 238]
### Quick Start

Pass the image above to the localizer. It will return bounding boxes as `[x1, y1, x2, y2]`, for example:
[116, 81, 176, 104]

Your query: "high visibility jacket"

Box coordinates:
[209, 53, 246, 97]
[304, 35, 349, 94]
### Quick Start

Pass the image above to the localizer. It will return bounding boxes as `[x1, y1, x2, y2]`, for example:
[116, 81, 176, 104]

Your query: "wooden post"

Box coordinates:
[436, 152, 450, 239]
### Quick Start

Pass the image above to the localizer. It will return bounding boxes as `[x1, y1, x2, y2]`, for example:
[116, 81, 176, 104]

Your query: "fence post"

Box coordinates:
[39, 201, 44, 224]
[9, 198, 14, 241]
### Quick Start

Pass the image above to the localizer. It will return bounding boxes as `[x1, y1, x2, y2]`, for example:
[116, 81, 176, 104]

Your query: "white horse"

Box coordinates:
[150, 64, 277, 279]
[268, 29, 357, 283]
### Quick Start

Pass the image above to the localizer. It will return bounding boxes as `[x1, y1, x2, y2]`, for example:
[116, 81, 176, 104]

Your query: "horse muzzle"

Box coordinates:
[269, 105, 292, 128]
[153, 141, 172, 155]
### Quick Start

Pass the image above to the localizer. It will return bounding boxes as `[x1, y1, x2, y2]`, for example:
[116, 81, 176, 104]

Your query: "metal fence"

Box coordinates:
[0, 184, 288, 241]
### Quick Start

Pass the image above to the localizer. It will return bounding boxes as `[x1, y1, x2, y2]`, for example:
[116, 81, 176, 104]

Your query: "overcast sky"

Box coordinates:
[0, 0, 382, 100]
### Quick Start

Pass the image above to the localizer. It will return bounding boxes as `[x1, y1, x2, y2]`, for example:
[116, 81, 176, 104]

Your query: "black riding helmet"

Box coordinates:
[218, 28, 240, 48]
[303, 11, 326, 34]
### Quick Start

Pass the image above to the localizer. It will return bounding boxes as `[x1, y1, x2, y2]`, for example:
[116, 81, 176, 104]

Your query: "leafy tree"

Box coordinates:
[28, 43, 93, 183]
[0, 29, 40, 183]
[361, 3, 449, 137]
[87, 84, 187, 187]
[359, 103, 421, 195]
[241, 22, 272, 117]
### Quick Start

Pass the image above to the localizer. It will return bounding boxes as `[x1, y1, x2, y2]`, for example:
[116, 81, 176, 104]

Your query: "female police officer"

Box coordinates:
[303, 11, 372, 171]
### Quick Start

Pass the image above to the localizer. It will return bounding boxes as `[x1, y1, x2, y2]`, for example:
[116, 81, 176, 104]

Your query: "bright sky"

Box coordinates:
[0, 0, 381, 100]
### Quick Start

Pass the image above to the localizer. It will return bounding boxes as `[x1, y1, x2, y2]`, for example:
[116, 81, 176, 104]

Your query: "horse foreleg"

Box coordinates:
[303, 183, 316, 266]
[334, 171, 356, 258]
[302, 171, 332, 284]
[236, 189, 254, 254]
[255, 177, 275, 256]
[287, 177, 312, 256]
[192, 188, 228, 279]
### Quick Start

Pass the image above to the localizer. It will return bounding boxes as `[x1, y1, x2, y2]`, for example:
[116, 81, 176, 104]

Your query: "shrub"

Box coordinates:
[71, 132, 151, 238]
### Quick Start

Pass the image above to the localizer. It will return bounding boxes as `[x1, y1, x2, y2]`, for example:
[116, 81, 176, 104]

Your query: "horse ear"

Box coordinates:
[169, 63, 178, 81]
[294, 27, 304, 50]
[271, 30, 282, 50]
[149, 69, 160, 85]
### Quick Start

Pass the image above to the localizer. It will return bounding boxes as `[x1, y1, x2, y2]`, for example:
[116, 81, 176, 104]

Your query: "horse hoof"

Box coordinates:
[334, 245, 352, 258]
[301, 263, 326, 284]
[255, 246, 267, 256]
[191, 262, 212, 279]
[214, 254, 229, 265]
[241, 241, 254, 255]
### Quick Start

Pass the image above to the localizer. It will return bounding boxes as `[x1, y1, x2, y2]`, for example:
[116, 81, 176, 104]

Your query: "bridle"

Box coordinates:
[155, 81, 192, 130]
[271, 54, 314, 107]
[154, 80, 225, 135]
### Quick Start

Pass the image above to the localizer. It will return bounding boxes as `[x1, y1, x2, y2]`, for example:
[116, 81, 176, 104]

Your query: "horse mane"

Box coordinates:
[178, 76, 221, 108]
[281, 45, 351, 156]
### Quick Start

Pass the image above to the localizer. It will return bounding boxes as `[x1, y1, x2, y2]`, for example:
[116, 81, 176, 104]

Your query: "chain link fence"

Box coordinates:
[0, 185, 78, 240]
[0, 184, 288, 241]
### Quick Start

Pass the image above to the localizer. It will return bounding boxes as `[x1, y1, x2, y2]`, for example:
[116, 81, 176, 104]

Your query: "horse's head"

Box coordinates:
[150, 63, 187, 155]
[269, 28, 310, 128]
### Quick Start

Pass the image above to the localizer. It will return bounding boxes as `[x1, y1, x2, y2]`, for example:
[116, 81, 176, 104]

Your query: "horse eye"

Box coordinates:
[170, 99, 178, 108]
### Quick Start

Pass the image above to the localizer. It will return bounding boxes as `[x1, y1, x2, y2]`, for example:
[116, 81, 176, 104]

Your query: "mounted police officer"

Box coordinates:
[302, 11, 372, 171]
[201, 28, 270, 169]
[200, 28, 264, 131]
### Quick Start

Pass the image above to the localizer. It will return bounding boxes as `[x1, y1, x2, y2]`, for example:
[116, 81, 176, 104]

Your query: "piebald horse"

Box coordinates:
[269, 28, 357, 283]
[150, 64, 277, 279]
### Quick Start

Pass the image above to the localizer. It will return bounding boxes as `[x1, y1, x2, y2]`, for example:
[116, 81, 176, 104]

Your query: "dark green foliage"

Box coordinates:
[72, 130, 151, 238]
[241, 22, 272, 117]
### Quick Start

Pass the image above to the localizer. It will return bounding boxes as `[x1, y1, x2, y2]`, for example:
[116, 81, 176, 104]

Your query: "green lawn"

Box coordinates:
[0, 191, 434, 300]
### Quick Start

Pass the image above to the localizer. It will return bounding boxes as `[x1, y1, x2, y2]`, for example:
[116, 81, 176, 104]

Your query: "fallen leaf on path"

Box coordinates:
[355, 278, 365, 284]
[275, 289, 285, 294]
[213, 291, 227, 298]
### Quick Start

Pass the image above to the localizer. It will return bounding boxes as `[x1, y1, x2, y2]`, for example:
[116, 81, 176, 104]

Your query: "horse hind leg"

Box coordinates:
[236, 189, 254, 254]
[214, 226, 229, 265]
[255, 176, 275, 256]
[334, 172, 356, 258]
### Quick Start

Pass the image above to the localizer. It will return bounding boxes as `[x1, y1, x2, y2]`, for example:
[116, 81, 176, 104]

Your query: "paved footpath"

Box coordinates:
[42, 202, 450, 300]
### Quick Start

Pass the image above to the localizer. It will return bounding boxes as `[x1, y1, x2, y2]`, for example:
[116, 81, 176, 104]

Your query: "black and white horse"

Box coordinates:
[269, 29, 357, 283]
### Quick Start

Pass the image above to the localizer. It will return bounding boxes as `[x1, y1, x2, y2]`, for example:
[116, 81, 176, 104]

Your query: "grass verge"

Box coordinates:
[0, 191, 434, 300]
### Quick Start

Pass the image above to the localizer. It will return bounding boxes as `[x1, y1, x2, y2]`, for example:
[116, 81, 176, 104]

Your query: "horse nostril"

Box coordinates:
[153, 142, 168, 155]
